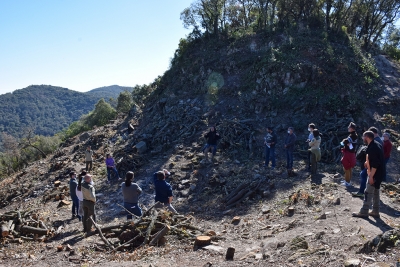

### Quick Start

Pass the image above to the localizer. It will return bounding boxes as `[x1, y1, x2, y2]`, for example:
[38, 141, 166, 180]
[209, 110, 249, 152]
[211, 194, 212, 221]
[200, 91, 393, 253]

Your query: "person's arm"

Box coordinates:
[368, 168, 377, 185]
[309, 138, 316, 147]
[271, 134, 277, 145]
[90, 186, 96, 202]
[168, 196, 173, 204]
[167, 184, 173, 203]
[137, 185, 142, 195]
[287, 135, 296, 147]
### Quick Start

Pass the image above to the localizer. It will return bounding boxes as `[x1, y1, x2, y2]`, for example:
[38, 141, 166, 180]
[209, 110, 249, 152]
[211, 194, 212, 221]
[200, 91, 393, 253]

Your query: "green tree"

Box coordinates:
[116, 91, 133, 113]
[85, 99, 116, 127]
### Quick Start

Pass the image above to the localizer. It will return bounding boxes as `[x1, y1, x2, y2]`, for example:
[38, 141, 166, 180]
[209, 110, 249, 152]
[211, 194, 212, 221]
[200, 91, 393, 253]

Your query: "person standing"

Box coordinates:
[69, 172, 80, 220]
[75, 171, 86, 222]
[121, 171, 143, 219]
[81, 174, 96, 233]
[382, 132, 392, 182]
[308, 129, 321, 175]
[153, 169, 177, 214]
[264, 126, 277, 169]
[368, 127, 383, 146]
[306, 123, 316, 171]
[352, 145, 368, 198]
[203, 126, 221, 162]
[347, 122, 358, 153]
[352, 131, 385, 218]
[341, 139, 356, 187]
[85, 146, 94, 172]
[105, 154, 121, 183]
[284, 127, 297, 177]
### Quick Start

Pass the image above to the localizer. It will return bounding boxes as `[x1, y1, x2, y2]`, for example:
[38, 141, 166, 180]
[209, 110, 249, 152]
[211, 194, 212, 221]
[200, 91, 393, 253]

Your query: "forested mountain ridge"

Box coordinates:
[0, 85, 131, 138]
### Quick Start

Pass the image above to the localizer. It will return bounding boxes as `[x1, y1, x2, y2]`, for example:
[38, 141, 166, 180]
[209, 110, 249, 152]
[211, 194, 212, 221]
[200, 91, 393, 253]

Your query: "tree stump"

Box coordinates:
[288, 206, 295, 216]
[54, 181, 61, 187]
[226, 247, 235, 260]
[1, 224, 9, 237]
[194, 236, 211, 247]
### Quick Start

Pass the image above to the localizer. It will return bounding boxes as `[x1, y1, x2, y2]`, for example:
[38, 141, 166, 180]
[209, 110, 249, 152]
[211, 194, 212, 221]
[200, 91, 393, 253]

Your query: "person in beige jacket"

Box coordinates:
[81, 174, 96, 233]
[308, 129, 321, 175]
[85, 146, 94, 172]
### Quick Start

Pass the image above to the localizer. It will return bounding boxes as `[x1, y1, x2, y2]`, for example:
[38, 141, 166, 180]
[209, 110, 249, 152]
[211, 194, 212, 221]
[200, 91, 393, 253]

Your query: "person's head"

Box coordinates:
[125, 171, 134, 187]
[69, 171, 76, 178]
[308, 123, 316, 132]
[156, 171, 166, 180]
[84, 174, 92, 183]
[209, 126, 216, 132]
[106, 153, 111, 158]
[87, 146, 91, 150]
[383, 132, 390, 141]
[288, 127, 294, 134]
[368, 127, 379, 137]
[362, 131, 375, 144]
[348, 122, 356, 132]
[267, 126, 273, 133]
[312, 129, 320, 138]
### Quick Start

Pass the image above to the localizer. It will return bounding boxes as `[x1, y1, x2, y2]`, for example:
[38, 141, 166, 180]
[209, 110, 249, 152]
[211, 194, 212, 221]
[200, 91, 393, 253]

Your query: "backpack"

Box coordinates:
[356, 145, 367, 162]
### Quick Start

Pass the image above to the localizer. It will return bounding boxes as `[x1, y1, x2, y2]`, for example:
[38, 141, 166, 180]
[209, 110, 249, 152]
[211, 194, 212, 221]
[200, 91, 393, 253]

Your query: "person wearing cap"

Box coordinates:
[382, 132, 392, 182]
[203, 126, 221, 162]
[347, 122, 358, 153]
[352, 131, 385, 218]
[264, 126, 277, 169]
[368, 127, 383, 147]
[69, 172, 79, 219]
[81, 174, 96, 233]
[284, 127, 297, 177]
[85, 146, 94, 172]
[153, 169, 177, 214]
[341, 138, 356, 187]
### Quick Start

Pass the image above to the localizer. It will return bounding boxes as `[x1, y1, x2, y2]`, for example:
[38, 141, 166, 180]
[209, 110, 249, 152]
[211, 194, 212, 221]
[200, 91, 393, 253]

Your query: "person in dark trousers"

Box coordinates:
[352, 145, 368, 198]
[85, 146, 94, 172]
[75, 171, 86, 222]
[352, 131, 385, 218]
[203, 126, 221, 162]
[105, 154, 121, 183]
[382, 132, 392, 182]
[284, 127, 297, 177]
[306, 123, 316, 171]
[368, 127, 383, 146]
[121, 171, 142, 219]
[347, 122, 358, 153]
[81, 174, 96, 233]
[153, 169, 177, 214]
[308, 129, 321, 175]
[264, 126, 277, 169]
[69, 172, 80, 220]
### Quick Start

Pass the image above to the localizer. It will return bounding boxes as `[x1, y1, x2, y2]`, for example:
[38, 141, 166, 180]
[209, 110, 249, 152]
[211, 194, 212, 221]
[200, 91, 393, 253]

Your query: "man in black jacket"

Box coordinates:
[264, 126, 277, 169]
[352, 131, 385, 218]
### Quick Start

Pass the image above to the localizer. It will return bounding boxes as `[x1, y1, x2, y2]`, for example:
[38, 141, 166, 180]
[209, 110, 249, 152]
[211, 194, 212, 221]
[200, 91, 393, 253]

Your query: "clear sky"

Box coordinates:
[0, 0, 192, 94]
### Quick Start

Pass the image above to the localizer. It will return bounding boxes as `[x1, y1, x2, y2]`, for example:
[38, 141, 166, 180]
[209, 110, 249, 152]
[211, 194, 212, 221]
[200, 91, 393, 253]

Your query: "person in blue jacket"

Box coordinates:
[153, 169, 177, 214]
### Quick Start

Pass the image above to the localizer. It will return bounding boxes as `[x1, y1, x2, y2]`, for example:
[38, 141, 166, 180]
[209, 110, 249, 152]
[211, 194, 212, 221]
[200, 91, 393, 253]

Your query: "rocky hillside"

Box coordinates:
[0, 30, 399, 266]
[0, 85, 131, 139]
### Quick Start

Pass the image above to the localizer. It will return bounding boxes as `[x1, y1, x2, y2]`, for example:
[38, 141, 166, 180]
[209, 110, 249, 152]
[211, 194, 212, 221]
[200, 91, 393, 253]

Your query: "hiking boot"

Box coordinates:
[368, 211, 380, 218]
[351, 192, 364, 198]
[352, 212, 368, 218]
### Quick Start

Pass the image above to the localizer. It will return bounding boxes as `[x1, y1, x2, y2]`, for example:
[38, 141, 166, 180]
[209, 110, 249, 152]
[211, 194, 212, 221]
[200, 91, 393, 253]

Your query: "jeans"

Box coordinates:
[265, 146, 276, 168]
[78, 200, 84, 217]
[82, 200, 96, 233]
[123, 202, 142, 219]
[358, 168, 368, 194]
[383, 158, 389, 182]
[107, 167, 119, 181]
[360, 183, 380, 214]
[203, 144, 217, 155]
[71, 195, 79, 217]
[286, 150, 294, 170]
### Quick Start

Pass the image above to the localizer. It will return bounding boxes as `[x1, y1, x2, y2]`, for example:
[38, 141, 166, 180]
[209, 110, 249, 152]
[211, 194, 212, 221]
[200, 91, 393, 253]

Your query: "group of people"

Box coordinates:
[264, 121, 393, 219]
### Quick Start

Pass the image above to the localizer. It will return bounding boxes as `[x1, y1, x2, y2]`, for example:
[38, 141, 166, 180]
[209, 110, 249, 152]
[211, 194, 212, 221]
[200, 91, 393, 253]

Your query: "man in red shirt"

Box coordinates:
[382, 133, 392, 182]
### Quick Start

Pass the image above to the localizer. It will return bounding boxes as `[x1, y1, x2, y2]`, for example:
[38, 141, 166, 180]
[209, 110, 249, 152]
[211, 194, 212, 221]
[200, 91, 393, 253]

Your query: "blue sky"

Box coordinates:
[0, 0, 192, 94]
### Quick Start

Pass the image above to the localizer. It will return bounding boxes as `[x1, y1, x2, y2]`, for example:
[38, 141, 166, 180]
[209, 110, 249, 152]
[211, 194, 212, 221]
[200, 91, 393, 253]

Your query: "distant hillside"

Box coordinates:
[86, 85, 132, 99]
[0, 84, 130, 138]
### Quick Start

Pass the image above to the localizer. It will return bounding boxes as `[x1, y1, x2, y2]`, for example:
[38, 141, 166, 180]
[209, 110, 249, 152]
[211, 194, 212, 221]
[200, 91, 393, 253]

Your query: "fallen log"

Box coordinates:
[21, 225, 49, 236]
[89, 217, 113, 249]
[226, 188, 248, 206]
[150, 225, 170, 246]
[141, 210, 158, 246]
[223, 183, 246, 203]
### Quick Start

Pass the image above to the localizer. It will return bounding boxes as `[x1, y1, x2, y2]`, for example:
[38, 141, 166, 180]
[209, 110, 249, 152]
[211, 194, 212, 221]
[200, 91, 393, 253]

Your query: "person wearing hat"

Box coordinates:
[382, 132, 392, 182]
[284, 127, 297, 177]
[341, 138, 356, 187]
[153, 169, 177, 214]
